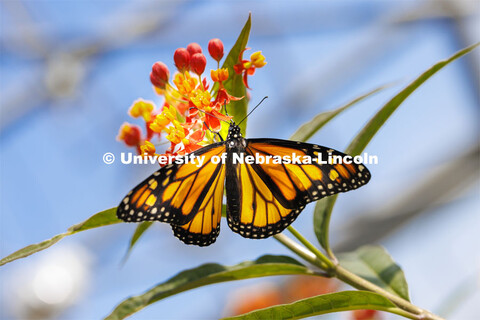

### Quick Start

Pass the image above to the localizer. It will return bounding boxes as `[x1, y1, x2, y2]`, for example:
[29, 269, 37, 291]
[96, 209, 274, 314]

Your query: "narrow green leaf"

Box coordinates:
[129, 222, 153, 247]
[122, 221, 153, 263]
[338, 245, 410, 301]
[313, 195, 338, 255]
[314, 42, 480, 252]
[346, 42, 479, 156]
[0, 233, 68, 267]
[290, 84, 391, 142]
[68, 207, 120, 233]
[105, 255, 316, 320]
[218, 13, 251, 138]
[223, 290, 413, 320]
[0, 207, 120, 267]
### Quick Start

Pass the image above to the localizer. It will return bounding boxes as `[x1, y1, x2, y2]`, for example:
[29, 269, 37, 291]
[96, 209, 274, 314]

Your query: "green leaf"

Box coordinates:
[314, 42, 480, 253]
[313, 196, 338, 255]
[0, 233, 69, 267]
[122, 221, 153, 263]
[346, 42, 479, 156]
[68, 207, 120, 233]
[0, 207, 120, 267]
[223, 290, 412, 320]
[338, 245, 410, 301]
[289, 84, 391, 142]
[105, 255, 316, 320]
[218, 13, 251, 138]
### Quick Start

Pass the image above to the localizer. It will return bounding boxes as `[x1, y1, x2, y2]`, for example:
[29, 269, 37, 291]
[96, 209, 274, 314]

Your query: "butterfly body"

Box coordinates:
[118, 121, 371, 246]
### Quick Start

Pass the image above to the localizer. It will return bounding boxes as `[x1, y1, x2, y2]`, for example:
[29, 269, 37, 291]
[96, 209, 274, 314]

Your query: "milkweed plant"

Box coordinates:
[2, 14, 478, 320]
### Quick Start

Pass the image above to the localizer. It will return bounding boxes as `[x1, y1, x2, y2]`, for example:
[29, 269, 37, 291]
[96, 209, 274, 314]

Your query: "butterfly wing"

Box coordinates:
[226, 138, 371, 239]
[117, 142, 226, 245]
[171, 161, 225, 246]
[226, 159, 303, 239]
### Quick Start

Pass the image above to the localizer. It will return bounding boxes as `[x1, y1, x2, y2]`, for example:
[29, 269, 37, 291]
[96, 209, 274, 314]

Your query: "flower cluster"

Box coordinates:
[117, 39, 266, 163]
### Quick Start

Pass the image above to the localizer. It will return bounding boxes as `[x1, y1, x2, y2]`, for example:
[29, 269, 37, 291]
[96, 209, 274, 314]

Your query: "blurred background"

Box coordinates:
[1, 0, 479, 319]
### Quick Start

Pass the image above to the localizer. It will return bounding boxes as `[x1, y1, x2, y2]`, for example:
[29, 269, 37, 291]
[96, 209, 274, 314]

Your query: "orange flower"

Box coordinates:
[214, 88, 242, 110]
[163, 120, 206, 156]
[150, 105, 176, 133]
[140, 141, 158, 157]
[234, 49, 267, 89]
[128, 99, 155, 122]
[211, 68, 229, 83]
[190, 89, 213, 112]
[250, 51, 267, 68]
[173, 71, 198, 96]
[183, 128, 205, 153]
[203, 110, 222, 132]
[164, 120, 187, 145]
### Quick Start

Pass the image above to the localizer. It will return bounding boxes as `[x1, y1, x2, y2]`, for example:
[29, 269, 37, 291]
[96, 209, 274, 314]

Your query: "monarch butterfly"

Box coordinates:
[117, 121, 371, 246]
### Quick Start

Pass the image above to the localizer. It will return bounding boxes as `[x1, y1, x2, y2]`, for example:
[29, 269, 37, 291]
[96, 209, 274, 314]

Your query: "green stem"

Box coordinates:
[286, 226, 334, 269]
[385, 307, 421, 320]
[334, 265, 444, 320]
[198, 75, 205, 90]
[275, 230, 445, 320]
[273, 234, 330, 270]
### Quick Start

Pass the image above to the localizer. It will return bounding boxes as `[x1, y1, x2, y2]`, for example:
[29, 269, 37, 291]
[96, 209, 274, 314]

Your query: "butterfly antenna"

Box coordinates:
[189, 107, 230, 124]
[238, 96, 268, 126]
[224, 101, 230, 116]
[204, 125, 224, 142]
[188, 107, 227, 141]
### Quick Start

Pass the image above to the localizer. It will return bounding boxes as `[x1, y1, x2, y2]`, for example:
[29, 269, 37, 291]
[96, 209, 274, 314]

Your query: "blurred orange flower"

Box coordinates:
[352, 309, 383, 320]
[226, 276, 339, 317]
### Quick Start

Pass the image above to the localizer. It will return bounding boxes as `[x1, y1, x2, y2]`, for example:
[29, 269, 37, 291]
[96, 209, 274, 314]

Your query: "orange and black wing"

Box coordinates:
[117, 142, 226, 246]
[170, 159, 225, 246]
[226, 138, 370, 239]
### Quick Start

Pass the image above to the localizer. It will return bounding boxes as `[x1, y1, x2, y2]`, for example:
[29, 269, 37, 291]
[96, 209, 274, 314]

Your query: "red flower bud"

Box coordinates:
[208, 38, 224, 61]
[187, 42, 202, 55]
[190, 53, 207, 75]
[118, 123, 142, 147]
[173, 48, 190, 72]
[150, 61, 169, 89]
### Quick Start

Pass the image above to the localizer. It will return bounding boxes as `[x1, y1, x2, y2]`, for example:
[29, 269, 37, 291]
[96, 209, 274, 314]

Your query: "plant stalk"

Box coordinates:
[273, 234, 330, 271]
[287, 226, 334, 269]
[275, 232, 445, 320]
[333, 263, 444, 320]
